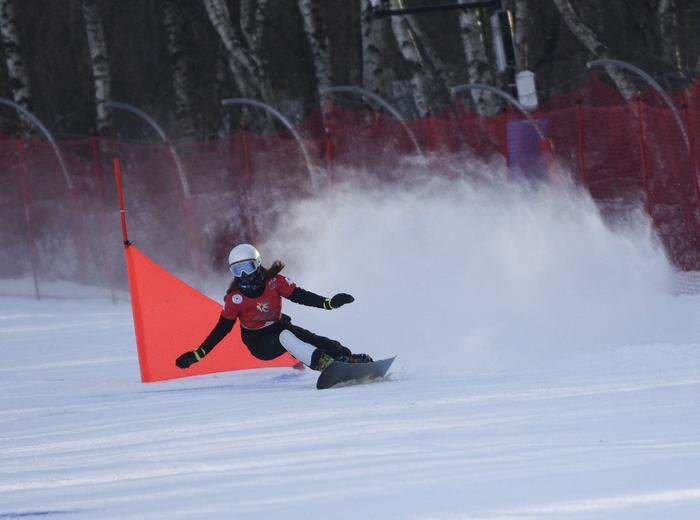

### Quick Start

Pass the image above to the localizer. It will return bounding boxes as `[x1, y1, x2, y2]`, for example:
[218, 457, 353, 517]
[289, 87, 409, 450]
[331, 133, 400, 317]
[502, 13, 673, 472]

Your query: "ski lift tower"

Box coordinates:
[368, 0, 528, 104]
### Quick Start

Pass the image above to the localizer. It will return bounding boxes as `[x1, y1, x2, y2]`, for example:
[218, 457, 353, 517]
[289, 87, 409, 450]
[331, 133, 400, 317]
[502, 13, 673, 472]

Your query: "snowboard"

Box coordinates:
[316, 356, 396, 390]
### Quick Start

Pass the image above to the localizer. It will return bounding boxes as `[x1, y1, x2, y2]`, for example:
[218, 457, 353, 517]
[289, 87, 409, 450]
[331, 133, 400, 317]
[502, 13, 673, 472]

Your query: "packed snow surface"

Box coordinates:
[1, 170, 699, 519]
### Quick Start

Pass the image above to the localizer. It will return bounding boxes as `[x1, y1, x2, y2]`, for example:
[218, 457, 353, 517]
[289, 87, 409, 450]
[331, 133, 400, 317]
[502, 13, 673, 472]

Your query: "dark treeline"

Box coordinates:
[0, 0, 699, 142]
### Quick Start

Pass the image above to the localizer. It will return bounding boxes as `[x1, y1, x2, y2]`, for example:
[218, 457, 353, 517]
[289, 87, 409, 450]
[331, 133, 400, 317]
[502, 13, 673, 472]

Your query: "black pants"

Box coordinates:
[241, 314, 351, 361]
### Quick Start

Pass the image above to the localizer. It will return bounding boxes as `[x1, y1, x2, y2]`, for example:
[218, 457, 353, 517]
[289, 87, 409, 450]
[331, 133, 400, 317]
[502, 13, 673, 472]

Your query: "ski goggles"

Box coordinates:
[229, 259, 258, 278]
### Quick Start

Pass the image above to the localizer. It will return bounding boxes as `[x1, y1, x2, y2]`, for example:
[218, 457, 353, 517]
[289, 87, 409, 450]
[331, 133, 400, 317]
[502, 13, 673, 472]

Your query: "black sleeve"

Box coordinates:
[196, 316, 236, 355]
[286, 287, 327, 308]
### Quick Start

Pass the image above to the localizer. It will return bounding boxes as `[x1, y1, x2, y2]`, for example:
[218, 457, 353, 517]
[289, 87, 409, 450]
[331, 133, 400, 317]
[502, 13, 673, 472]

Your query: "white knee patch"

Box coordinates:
[279, 330, 316, 366]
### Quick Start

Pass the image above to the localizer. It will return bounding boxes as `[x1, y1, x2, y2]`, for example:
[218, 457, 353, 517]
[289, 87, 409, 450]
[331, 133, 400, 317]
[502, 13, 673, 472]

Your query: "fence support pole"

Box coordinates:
[15, 141, 40, 300]
[637, 96, 652, 215]
[240, 128, 257, 244]
[682, 102, 700, 212]
[425, 111, 434, 153]
[502, 109, 510, 171]
[575, 99, 588, 187]
[90, 135, 117, 303]
[324, 128, 334, 174]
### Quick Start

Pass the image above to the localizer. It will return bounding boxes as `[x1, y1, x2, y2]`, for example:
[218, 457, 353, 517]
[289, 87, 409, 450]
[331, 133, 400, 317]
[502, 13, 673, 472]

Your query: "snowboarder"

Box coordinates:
[175, 243, 373, 372]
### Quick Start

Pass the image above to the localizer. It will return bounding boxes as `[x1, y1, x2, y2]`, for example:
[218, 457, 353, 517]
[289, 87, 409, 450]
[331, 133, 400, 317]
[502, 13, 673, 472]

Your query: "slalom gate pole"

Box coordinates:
[113, 158, 130, 246]
[113, 157, 150, 381]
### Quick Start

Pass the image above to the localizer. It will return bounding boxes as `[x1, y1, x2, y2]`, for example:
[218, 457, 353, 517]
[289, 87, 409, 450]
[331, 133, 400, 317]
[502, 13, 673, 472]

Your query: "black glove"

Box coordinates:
[324, 293, 354, 309]
[175, 347, 206, 369]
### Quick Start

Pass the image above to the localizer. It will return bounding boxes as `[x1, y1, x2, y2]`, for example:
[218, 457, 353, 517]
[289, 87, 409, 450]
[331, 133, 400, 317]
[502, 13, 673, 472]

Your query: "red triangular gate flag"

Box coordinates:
[124, 245, 297, 382]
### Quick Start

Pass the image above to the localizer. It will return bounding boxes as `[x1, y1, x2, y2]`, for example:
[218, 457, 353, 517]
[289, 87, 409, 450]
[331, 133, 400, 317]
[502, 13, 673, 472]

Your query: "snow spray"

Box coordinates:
[265, 153, 698, 376]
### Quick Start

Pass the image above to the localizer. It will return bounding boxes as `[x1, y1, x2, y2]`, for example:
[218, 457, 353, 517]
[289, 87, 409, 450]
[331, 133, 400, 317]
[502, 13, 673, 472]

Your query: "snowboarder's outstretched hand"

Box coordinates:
[176, 347, 206, 369]
[328, 293, 354, 309]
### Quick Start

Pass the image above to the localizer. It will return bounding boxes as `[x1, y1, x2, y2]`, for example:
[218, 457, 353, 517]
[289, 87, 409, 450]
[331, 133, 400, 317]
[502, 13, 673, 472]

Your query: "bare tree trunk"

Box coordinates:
[203, 0, 276, 130]
[0, 0, 32, 130]
[203, 0, 256, 98]
[240, 0, 274, 105]
[82, 0, 112, 134]
[403, 15, 457, 96]
[658, 0, 684, 81]
[240, 0, 264, 45]
[550, 0, 636, 94]
[215, 52, 233, 137]
[389, 0, 434, 117]
[511, 0, 529, 70]
[361, 0, 389, 95]
[298, 0, 332, 103]
[457, 1, 500, 116]
[162, 0, 196, 141]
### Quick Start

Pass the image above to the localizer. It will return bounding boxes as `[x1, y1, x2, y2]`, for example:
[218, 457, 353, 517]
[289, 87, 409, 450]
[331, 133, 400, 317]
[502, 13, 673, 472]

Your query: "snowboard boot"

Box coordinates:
[337, 353, 373, 364]
[311, 351, 336, 371]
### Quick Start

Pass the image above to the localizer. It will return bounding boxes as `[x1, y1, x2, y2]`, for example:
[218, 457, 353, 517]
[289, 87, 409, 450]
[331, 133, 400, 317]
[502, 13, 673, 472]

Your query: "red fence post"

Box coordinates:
[91, 135, 117, 302]
[502, 109, 510, 172]
[68, 186, 90, 282]
[636, 96, 652, 215]
[425, 111, 434, 153]
[539, 138, 557, 182]
[242, 129, 253, 193]
[15, 140, 40, 300]
[324, 128, 334, 174]
[682, 101, 700, 212]
[160, 143, 205, 286]
[575, 99, 588, 187]
[240, 128, 257, 243]
[90, 136, 106, 211]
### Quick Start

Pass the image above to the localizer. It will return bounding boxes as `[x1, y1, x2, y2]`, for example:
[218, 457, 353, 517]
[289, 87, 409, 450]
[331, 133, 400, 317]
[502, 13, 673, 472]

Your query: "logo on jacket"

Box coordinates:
[232, 294, 243, 304]
[256, 301, 270, 313]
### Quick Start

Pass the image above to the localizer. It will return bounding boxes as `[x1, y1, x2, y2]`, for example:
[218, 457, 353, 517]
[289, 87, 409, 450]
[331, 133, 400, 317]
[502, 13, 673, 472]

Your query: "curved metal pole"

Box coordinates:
[221, 98, 318, 191]
[450, 83, 547, 141]
[105, 101, 190, 197]
[0, 97, 73, 189]
[320, 85, 425, 157]
[587, 59, 690, 151]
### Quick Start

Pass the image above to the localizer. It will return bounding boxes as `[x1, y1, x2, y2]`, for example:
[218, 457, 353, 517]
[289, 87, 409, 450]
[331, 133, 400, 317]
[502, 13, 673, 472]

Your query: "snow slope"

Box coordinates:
[1, 168, 699, 519]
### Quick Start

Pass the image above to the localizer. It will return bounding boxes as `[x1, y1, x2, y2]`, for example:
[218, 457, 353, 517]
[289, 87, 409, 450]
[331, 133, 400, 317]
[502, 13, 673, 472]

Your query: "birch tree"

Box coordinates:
[360, 0, 389, 95]
[203, 0, 255, 99]
[0, 0, 32, 130]
[550, 0, 636, 94]
[162, 0, 196, 140]
[457, 1, 500, 115]
[82, 0, 112, 134]
[239, 0, 274, 105]
[298, 0, 332, 109]
[240, 0, 271, 90]
[658, 0, 683, 81]
[509, 0, 529, 70]
[403, 15, 458, 95]
[389, 0, 434, 117]
[202, 0, 275, 130]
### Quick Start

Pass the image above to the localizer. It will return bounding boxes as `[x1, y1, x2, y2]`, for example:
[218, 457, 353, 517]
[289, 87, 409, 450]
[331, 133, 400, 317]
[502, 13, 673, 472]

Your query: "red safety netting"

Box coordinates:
[1, 72, 699, 298]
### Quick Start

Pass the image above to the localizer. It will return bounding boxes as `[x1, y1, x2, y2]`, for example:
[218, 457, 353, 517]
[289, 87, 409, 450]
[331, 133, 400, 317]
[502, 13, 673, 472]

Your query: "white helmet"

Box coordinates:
[228, 244, 262, 277]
